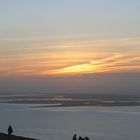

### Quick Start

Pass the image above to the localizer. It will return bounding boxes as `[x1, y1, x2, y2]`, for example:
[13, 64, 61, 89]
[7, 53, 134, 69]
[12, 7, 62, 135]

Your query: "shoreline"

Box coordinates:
[1, 94, 140, 107]
[1, 100, 140, 107]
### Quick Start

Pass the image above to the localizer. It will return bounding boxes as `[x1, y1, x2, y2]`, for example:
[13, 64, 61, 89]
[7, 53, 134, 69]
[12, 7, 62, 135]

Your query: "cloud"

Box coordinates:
[0, 52, 140, 76]
[45, 53, 140, 75]
[0, 36, 140, 76]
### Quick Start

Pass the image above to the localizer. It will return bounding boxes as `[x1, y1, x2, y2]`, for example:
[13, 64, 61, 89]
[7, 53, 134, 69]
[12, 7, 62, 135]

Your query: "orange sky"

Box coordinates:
[0, 37, 140, 76]
[0, 1, 140, 77]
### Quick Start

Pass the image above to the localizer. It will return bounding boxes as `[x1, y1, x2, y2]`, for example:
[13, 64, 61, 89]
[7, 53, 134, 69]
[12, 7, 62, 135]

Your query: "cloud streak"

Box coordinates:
[44, 53, 140, 75]
[0, 36, 140, 76]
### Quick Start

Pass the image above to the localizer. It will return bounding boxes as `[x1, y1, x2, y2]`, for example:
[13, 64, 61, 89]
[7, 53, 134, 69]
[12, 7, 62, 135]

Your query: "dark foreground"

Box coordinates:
[0, 133, 39, 140]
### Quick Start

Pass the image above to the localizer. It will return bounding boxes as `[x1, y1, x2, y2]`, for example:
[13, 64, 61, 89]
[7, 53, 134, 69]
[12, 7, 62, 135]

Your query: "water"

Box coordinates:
[0, 103, 140, 140]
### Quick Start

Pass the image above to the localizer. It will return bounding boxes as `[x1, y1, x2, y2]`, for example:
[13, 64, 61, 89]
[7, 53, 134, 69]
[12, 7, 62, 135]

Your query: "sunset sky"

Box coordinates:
[0, 0, 140, 94]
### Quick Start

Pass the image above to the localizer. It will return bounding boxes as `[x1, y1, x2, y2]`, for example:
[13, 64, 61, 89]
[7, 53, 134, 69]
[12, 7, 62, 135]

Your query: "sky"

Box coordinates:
[0, 0, 140, 94]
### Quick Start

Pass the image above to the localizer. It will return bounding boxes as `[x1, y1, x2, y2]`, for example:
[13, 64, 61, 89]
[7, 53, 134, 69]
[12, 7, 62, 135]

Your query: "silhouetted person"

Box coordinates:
[78, 136, 83, 140]
[72, 134, 77, 140]
[85, 136, 90, 140]
[8, 125, 13, 135]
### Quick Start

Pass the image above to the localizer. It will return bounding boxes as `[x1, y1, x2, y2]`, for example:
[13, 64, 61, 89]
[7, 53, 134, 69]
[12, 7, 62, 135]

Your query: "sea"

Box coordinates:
[0, 103, 140, 140]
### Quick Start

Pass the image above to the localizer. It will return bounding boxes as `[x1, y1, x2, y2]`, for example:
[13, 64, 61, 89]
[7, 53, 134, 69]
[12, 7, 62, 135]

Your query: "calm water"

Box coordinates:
[0, 103, 140, 140]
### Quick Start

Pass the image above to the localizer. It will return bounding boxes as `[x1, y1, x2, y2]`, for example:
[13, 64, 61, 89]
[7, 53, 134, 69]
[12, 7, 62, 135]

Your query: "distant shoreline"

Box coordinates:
[1, 100, 140, 107]
[1, 93, 140, 107]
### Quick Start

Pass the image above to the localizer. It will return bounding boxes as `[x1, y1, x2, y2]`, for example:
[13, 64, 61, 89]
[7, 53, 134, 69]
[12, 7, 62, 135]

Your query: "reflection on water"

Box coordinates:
[0, 103, 140, 140]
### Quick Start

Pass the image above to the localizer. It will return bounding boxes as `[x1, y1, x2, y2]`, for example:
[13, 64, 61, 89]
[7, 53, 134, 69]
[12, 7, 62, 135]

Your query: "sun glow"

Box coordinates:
[45, 53, 140, 76]
[55, 64, 96, 74]
[0, 37, 140, 76]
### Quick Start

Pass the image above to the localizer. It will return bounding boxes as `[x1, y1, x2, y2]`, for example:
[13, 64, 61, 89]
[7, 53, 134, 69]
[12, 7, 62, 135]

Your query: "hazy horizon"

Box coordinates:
[0, 72, 139, 95]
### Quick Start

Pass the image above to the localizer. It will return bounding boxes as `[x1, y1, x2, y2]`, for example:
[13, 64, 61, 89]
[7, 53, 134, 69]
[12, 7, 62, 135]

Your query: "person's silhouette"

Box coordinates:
[85, 136, 90, 140]
[78, 136, 82, 140]
[72, 134, 77, 140]
[8, 125, 13, 135]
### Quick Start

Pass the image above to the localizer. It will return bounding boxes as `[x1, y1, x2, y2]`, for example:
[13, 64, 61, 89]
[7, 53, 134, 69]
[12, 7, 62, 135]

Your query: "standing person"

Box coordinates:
[85, 136, 90, 140]
[72, 134, 77, 140]
[78, 136, 82, 140]
[8, 125, 13, 135]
